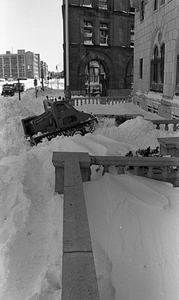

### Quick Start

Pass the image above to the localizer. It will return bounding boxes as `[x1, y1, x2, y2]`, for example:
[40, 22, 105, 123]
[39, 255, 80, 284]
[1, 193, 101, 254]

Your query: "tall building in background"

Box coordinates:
[0, 50, 26, 79]
[25, 51, 40, 79]
[0, 49, 48, 80]
[132, 0, 179, 118]
[62, 0, 134, 96]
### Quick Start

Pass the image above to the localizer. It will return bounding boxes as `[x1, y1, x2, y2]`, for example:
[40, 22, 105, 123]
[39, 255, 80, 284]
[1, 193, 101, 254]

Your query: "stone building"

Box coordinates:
[0, 50, 48, 80]
[132, 0, 179, 118]
[62, 0, 134, 96]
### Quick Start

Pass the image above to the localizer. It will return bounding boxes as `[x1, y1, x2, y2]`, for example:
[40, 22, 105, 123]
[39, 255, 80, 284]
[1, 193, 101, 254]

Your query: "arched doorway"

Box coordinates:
[84, 60, 107, 96]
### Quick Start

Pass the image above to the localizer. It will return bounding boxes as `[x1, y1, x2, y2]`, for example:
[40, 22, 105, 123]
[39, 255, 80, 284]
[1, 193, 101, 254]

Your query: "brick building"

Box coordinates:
[132, 0, 179, 118]
[62, 0, 134, 96]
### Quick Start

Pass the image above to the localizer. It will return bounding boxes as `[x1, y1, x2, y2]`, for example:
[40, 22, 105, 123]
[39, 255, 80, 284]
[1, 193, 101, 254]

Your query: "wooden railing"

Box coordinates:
[69, 95, 132, 106]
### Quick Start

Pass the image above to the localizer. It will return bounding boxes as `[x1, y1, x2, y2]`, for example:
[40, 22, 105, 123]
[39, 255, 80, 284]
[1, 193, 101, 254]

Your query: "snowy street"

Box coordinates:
[0, 87, 179, 299]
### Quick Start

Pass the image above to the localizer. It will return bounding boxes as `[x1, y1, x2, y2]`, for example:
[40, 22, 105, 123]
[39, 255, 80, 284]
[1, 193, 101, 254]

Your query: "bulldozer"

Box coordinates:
[21, 98, 97, 145]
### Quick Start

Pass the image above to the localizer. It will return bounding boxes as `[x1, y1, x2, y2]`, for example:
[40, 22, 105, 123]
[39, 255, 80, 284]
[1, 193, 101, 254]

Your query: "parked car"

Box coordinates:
[1, 84, 16, 96]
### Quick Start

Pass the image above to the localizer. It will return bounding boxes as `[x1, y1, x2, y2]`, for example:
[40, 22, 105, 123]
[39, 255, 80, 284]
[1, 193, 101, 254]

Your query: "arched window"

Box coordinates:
[150, 43, 165, 93]
[160, 44, 165, 83]
[153, 46, 159, 83]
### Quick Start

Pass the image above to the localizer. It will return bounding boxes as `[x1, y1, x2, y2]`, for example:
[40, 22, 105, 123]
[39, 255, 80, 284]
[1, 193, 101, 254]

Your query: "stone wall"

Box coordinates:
[132, 0, 179, 116]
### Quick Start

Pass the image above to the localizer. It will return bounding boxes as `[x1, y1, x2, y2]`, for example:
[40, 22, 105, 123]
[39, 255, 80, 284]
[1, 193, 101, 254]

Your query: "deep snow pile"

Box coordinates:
[84, 174, 179, 300]
[1, 88, 179, 300]
[95, 116, 179, 149]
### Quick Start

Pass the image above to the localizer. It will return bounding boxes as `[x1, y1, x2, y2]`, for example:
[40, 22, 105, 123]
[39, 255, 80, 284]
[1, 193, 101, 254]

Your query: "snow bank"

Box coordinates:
[1, 86, 179, 299]
[96, 116, 179, 149]
[84, 174, 179, 300]
[0, 148, 63, 300]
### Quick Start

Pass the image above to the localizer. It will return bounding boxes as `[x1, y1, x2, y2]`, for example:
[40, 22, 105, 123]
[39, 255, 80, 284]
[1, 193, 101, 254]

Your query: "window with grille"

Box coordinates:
[84, 21, 93, 45]
[100, 23, 108, 45]
[98, 0, 107, 9]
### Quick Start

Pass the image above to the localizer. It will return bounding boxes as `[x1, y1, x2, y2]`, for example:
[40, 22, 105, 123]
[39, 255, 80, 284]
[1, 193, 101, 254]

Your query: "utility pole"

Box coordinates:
[64, 0, 71, 101]
[41, 61, 44, 91]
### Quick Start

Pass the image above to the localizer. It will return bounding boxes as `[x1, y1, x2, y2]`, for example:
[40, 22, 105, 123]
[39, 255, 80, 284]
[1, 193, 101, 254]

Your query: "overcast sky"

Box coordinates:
[0, 0, 63, 71]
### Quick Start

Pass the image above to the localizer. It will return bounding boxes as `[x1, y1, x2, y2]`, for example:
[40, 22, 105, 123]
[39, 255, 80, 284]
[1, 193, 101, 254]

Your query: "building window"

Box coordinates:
[80, 0, 93, 7]
[84, 21, 93, 45]
[140, 1, 145, 21]
[153, 46, 159, 82]
[160, 0, 165, 5]
[100, 23, 108, 46]
[139, 58, 143, 79]
[98, 0, 107, 9]
[150, 44, 165, 92]
[130, 6, 135, 13]
[176, 55, 179, 95]
[130, 25, 135, 47]
[154, 0, 158, 10]
[160, 44, 165, 83]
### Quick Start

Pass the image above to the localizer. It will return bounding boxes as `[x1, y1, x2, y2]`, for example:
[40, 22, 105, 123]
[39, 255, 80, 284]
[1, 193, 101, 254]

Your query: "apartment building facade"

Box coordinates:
[62, 0, 135, 96]
[132, 0, 179, 118]
[0, 50, 48, 80]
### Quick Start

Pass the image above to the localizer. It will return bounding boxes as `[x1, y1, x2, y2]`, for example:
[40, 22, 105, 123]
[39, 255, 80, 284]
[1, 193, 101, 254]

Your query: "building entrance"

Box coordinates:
[84, 60, 107, 96]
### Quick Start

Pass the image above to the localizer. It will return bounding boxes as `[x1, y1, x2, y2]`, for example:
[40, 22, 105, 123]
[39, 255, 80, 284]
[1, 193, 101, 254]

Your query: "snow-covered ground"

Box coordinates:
[0, 78, 64, 95]
[0, 87, 179, 300]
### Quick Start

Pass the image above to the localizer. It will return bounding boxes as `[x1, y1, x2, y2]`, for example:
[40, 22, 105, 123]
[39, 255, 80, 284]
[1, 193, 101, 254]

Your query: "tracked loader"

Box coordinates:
[21, 98, 97, 145]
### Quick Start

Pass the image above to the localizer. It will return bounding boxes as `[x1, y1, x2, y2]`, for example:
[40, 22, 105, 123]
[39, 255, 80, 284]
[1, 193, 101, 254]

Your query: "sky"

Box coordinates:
[0, 0, 63, 71]
[1, 84, 179, 299]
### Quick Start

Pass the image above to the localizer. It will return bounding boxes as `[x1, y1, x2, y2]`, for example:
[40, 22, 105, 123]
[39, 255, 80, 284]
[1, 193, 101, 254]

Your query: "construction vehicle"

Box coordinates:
[21, 98, 97, 145]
